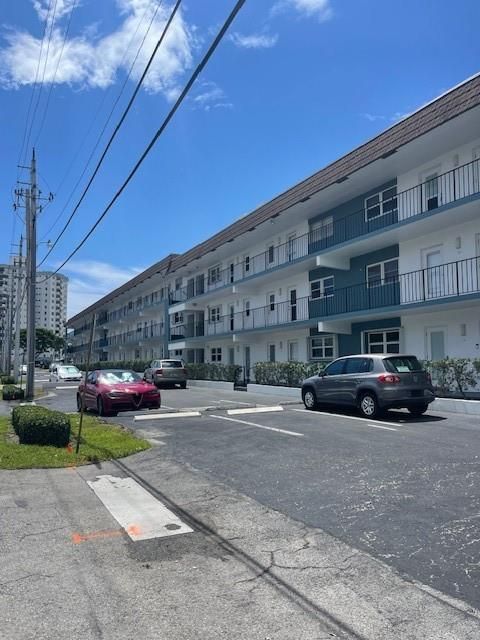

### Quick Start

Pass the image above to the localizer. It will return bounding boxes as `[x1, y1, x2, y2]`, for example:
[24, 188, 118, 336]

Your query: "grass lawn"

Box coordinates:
[0, 413, 151, 469]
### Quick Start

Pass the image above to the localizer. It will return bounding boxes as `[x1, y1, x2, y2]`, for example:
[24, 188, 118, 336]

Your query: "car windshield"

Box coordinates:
[161, 361, 183, 368]
[98, 370, 142, 384]
[60, 366, 80, 375]
[384, 356, 422, 373]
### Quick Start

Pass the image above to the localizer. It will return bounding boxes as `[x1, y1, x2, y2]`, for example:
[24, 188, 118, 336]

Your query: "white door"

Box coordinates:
[424, 249, 443, 298]
[424, 172, 439, 210]
[266, 292, 276, 325]
[425, 327, 446, 361]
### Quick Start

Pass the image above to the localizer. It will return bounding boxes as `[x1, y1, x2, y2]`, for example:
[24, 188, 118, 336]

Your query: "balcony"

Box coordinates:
[107, 323, 165, 347]
[168, 255, 480, 342]
[310, 255, 480, 321]
[169, 157, 480, 307]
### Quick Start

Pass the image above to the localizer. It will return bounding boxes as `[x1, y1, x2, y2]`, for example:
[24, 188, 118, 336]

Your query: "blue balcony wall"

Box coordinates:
[308, 179, 397, 253]
[310, 317, 401, 356]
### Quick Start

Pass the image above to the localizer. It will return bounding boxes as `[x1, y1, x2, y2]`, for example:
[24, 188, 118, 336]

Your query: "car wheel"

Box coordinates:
[76, 394, 84, 412]
[180, 381, 187, 389]
[408, 403, 429, 417]
[359, 392, 380, 418]
[303, 387, 318, 410]
[97, 396, 105, 417]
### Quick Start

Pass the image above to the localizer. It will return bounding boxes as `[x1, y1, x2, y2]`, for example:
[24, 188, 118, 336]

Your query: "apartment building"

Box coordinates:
[68, 74, 480, 378]
[0, 260, 68, 336]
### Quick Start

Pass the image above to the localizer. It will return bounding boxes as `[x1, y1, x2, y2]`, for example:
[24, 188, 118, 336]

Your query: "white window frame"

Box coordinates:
[364, 328, 401, 354]
[209, 306, 221, 323]
[268, 343, 276, 362]
[211, 347, 222, 362]
[309, 335, 337, 360]
[267, 244, 275, 264]
[311, 276, 335, 299]
[366, 259, 398, 288]
[267, 293, 275, 311]
[364, 186, 398, 222]
[208, 264, 222, 285]
[244, 255, 250, 274]
[310, 216, 333, 240]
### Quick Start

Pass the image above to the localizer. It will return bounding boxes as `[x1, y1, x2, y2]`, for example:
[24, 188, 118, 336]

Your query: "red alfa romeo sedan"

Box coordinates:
[77, 369, 161, 416]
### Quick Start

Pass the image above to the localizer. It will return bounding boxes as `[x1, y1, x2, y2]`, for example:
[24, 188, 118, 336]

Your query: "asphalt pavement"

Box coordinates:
[3, 381, 479, 638]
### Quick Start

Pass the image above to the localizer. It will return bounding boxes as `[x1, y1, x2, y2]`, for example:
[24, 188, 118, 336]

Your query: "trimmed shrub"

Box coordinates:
[186, 363, 241, 383]
[12, 405, 70, 447]
[1, 375, 15, 385]
[2, 385, 25, 401]
[253, 361, 326, 387]
[422, 357, 480, 398]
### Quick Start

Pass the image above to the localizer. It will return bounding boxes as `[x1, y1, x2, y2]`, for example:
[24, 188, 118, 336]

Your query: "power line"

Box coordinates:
[22, 0, 59, 167]
[39, 0, 164, 243]
[38, 0, 246, 283]
[17, 0, 54, 175]
[37, 0, 178, 268]
[34, 0, 78, 147]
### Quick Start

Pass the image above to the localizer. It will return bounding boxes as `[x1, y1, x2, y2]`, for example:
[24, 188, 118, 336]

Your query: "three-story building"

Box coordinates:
[68, 74, 480, 377]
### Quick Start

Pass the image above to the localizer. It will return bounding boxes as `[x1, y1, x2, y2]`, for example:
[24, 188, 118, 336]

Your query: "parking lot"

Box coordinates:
[38, 380, 480, 610]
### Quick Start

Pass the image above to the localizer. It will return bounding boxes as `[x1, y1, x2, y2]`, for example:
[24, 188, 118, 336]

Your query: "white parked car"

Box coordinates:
[20, 364, 28, 375]
[49, 364, 83, 383]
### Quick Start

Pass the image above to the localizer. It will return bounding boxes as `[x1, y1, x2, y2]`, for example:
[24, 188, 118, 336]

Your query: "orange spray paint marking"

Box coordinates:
[71, 529, 124, 544]
[127, 524, 142, 536]
[66, 443, 73, 454]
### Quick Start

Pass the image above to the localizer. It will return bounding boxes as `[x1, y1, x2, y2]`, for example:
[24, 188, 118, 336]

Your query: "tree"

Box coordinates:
[20, 328, 64, 356]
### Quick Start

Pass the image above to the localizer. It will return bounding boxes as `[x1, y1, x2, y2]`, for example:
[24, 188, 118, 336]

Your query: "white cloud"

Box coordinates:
[272, 0, 333, 21]
[0, 0, 197, 96]
[193, 81, 231, 112]
[228, 32, 279, 49]
[32, 0, 79, 23]
[61, 260, 144, 317]
[362, 113, 387, 122]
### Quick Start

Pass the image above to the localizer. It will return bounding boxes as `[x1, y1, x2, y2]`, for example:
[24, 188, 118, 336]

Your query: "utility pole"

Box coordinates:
[25, 150, 37, 401]
[13, 235, 24, 382]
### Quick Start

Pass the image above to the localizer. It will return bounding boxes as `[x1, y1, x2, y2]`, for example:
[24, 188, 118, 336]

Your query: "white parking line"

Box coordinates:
[133, 411, 201, 421]
[227, 406, 284, 416]
[367, 423, 397, 432]
[86, 475, 193, 540]
[291, 408, 401, 428]
[210, 414, 304, 437]
[56, 385, 79, 390]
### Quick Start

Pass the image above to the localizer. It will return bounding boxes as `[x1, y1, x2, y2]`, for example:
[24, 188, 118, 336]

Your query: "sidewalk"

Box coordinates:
[1, 444, 480, 639]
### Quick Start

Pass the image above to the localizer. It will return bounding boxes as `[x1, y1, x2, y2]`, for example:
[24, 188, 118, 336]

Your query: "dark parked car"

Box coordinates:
[301, 354, 435, 418]
[144, 359, 187, 388]
[77, 369, 161, 416]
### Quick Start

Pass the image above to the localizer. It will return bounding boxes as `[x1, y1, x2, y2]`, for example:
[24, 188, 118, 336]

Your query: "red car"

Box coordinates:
[77, 369, 161, 416]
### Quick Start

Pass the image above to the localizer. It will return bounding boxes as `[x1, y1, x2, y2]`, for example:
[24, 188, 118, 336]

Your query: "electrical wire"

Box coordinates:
[39, 0, 164, 243]
[34, 0, 79, 147]
[37, 0, 179, 268]
[17, 0, 54, 176]
[38, 0, 246, 284]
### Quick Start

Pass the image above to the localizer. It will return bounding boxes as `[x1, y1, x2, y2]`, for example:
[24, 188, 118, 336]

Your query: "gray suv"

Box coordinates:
[302, 354, 435, 418]
[144, 359, 187, 388]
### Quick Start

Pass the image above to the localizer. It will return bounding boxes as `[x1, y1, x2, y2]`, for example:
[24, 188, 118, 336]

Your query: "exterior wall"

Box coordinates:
[402, 305, 480, 360]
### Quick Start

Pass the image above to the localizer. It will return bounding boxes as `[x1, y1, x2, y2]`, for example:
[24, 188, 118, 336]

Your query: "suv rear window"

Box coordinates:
[384, 356, 422, 373]
[161, 361, 183, 368]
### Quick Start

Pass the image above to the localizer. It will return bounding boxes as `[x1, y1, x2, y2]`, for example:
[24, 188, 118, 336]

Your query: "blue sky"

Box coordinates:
[1, 0, 479, 316]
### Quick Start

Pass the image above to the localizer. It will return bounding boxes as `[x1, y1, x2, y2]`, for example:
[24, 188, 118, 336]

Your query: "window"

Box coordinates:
[344, 357, 373, 374]
[384, 356, 421, 373]
[311, 276, 335, 299]
[324, 359, 345, 375]
[244, 301, 250, 317]
[173, 312, 183, 324]
[208, 265, 221, 285]
[209, 306, 221, 323]
[268, 344, 276, 362]
[424, 173, 439, 210]
[267, 245, 275, 264]
[310, 335, 336, 360]
[175, 277, 182, 290]
[366, 329, 400, 354]
[310, 216, 333, 241]
[211, 347, 222, 362]
[365, 186, 398, 221]
[244, 256, 250, 273]
[268, 293, 275, 311]
[366, 259, 398, 287]
[229, 263, 234, 283]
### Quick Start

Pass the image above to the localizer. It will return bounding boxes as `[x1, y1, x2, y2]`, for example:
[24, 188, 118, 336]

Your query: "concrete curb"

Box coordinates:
[247, 383, 301, 399]
[187, 380, 234, 391]
[432, 397, 480, 415]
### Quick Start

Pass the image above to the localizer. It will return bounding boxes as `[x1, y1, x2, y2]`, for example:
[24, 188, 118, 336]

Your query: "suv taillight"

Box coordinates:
[155, 369, 163, 375]
[378, 373, 400, 384]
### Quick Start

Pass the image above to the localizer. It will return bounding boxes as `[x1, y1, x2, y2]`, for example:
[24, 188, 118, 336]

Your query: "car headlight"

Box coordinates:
[107, 391, 125, 398]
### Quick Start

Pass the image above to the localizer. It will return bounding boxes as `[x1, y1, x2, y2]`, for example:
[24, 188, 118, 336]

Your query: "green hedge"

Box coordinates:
[422, 357, 480, 398]
[1, 375, 15, 385]
[186, 363, 242, 383]
[253, 361, 326, 387]
[2, 385, 25, 401]
[12, 405, 71, 447]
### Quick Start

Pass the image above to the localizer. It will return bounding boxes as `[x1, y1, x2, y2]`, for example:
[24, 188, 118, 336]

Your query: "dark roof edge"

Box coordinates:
[67, 253, 178, 324]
